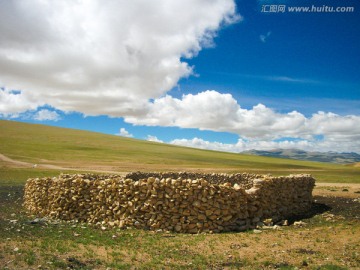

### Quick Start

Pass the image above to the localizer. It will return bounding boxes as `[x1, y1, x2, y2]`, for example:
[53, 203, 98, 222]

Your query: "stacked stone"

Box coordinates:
[245, 175, 315, 223]
[24, 172, 315, 233]
[126, 171, 258, 188]
[24, 176, 53, 216]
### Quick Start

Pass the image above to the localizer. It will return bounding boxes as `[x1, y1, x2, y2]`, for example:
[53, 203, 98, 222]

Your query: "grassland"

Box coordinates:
[1, 120, 359, 269]
[1, 120, 359, 184]
[1, 179, 359, 269]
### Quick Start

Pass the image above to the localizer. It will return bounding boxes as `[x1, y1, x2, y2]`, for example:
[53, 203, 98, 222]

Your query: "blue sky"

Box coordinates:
[1, 0, 360, 153]
[181, 0, 360, 113]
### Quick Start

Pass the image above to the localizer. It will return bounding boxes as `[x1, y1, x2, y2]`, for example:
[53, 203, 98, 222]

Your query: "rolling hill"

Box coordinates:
[1, 120, 359, 183]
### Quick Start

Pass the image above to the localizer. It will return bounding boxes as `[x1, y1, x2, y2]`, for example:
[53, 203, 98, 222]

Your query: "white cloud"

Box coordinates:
[260, 31, 271, 43]
[146, 135, 163, 143]
[170, 137, 244, 152]
[0, 87, 42, 117]
[126, 90, 360, 152]
[0, 0, 239, 117]
[170, 136, 360, 154]
[117, 128, 133, 138]
[1, 1, 358, 153]
[33, 109, 61, 121]
[127, 90, 360, 139]
[169, 137, 314, 153]
[264, 76, 318, 84]
[125, 90, 243, 130]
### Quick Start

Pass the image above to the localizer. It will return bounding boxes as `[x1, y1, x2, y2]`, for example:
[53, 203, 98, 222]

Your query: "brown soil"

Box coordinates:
[314, 183, 360, 198]
[0, 153, 127, 174]
[0, 153, 71, 170]
[1, 183, 359, 269]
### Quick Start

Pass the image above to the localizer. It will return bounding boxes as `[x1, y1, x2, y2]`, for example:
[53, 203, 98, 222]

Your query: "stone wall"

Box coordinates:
[24, 172, 315, 233]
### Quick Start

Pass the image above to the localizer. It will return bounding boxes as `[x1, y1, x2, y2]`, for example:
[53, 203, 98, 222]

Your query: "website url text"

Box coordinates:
[261, 5, 355, 13]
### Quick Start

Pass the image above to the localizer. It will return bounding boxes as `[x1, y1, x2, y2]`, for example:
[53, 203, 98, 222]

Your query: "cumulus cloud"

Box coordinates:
[1, 1, 358, 153]
[125, 90, 243, 130]
[169, 137, 313, 153]
[170, 136, 360, 154]
[117, 128, 133, 138]
[151, 136, 309, 153]
[170, 137, 244, 152]
[146, 135, 164, 143]
[33, 109, 61, 121]
[0, 87, 42, 116]
[126, 90, 360, 152]
[0, 0, 239, 117]
[126, 90, 360, 140]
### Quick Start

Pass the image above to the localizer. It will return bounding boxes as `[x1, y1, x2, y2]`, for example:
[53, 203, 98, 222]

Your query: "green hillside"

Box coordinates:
[1, 120, 359, 183]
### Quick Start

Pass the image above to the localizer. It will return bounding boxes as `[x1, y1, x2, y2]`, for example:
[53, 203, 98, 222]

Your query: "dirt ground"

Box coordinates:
[314, 183, 360, 198]
[0, 153, 128, 174]
[0, 181, 359, 269]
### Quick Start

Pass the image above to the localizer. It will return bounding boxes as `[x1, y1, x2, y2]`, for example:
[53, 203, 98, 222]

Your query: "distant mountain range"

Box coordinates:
[242, 149, 360, 164]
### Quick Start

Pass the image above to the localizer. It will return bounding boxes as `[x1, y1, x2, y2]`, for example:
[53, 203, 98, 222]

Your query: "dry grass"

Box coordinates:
[1, 120, 360, 183]
[1, 120, 359, 269]
[1, 184, 359, 269]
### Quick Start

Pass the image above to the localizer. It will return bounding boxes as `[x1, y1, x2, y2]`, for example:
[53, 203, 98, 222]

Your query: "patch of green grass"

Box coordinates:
[106, 261, 132, 270]
[23, 250, 36, 266]
[0, 166, 72, 186]
[48, 256, 68, 269]
[311, 169, 360, 183]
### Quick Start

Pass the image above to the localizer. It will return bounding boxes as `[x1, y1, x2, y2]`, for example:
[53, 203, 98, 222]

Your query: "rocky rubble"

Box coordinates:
[24, 172, 315, 233]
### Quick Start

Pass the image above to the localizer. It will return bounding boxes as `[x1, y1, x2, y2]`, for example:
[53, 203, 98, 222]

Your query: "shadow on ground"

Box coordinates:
[286, 195, 359, 224]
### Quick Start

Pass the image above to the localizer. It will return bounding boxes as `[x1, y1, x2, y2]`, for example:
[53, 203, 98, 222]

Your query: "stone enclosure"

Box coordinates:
[24, 172, 315, 233]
